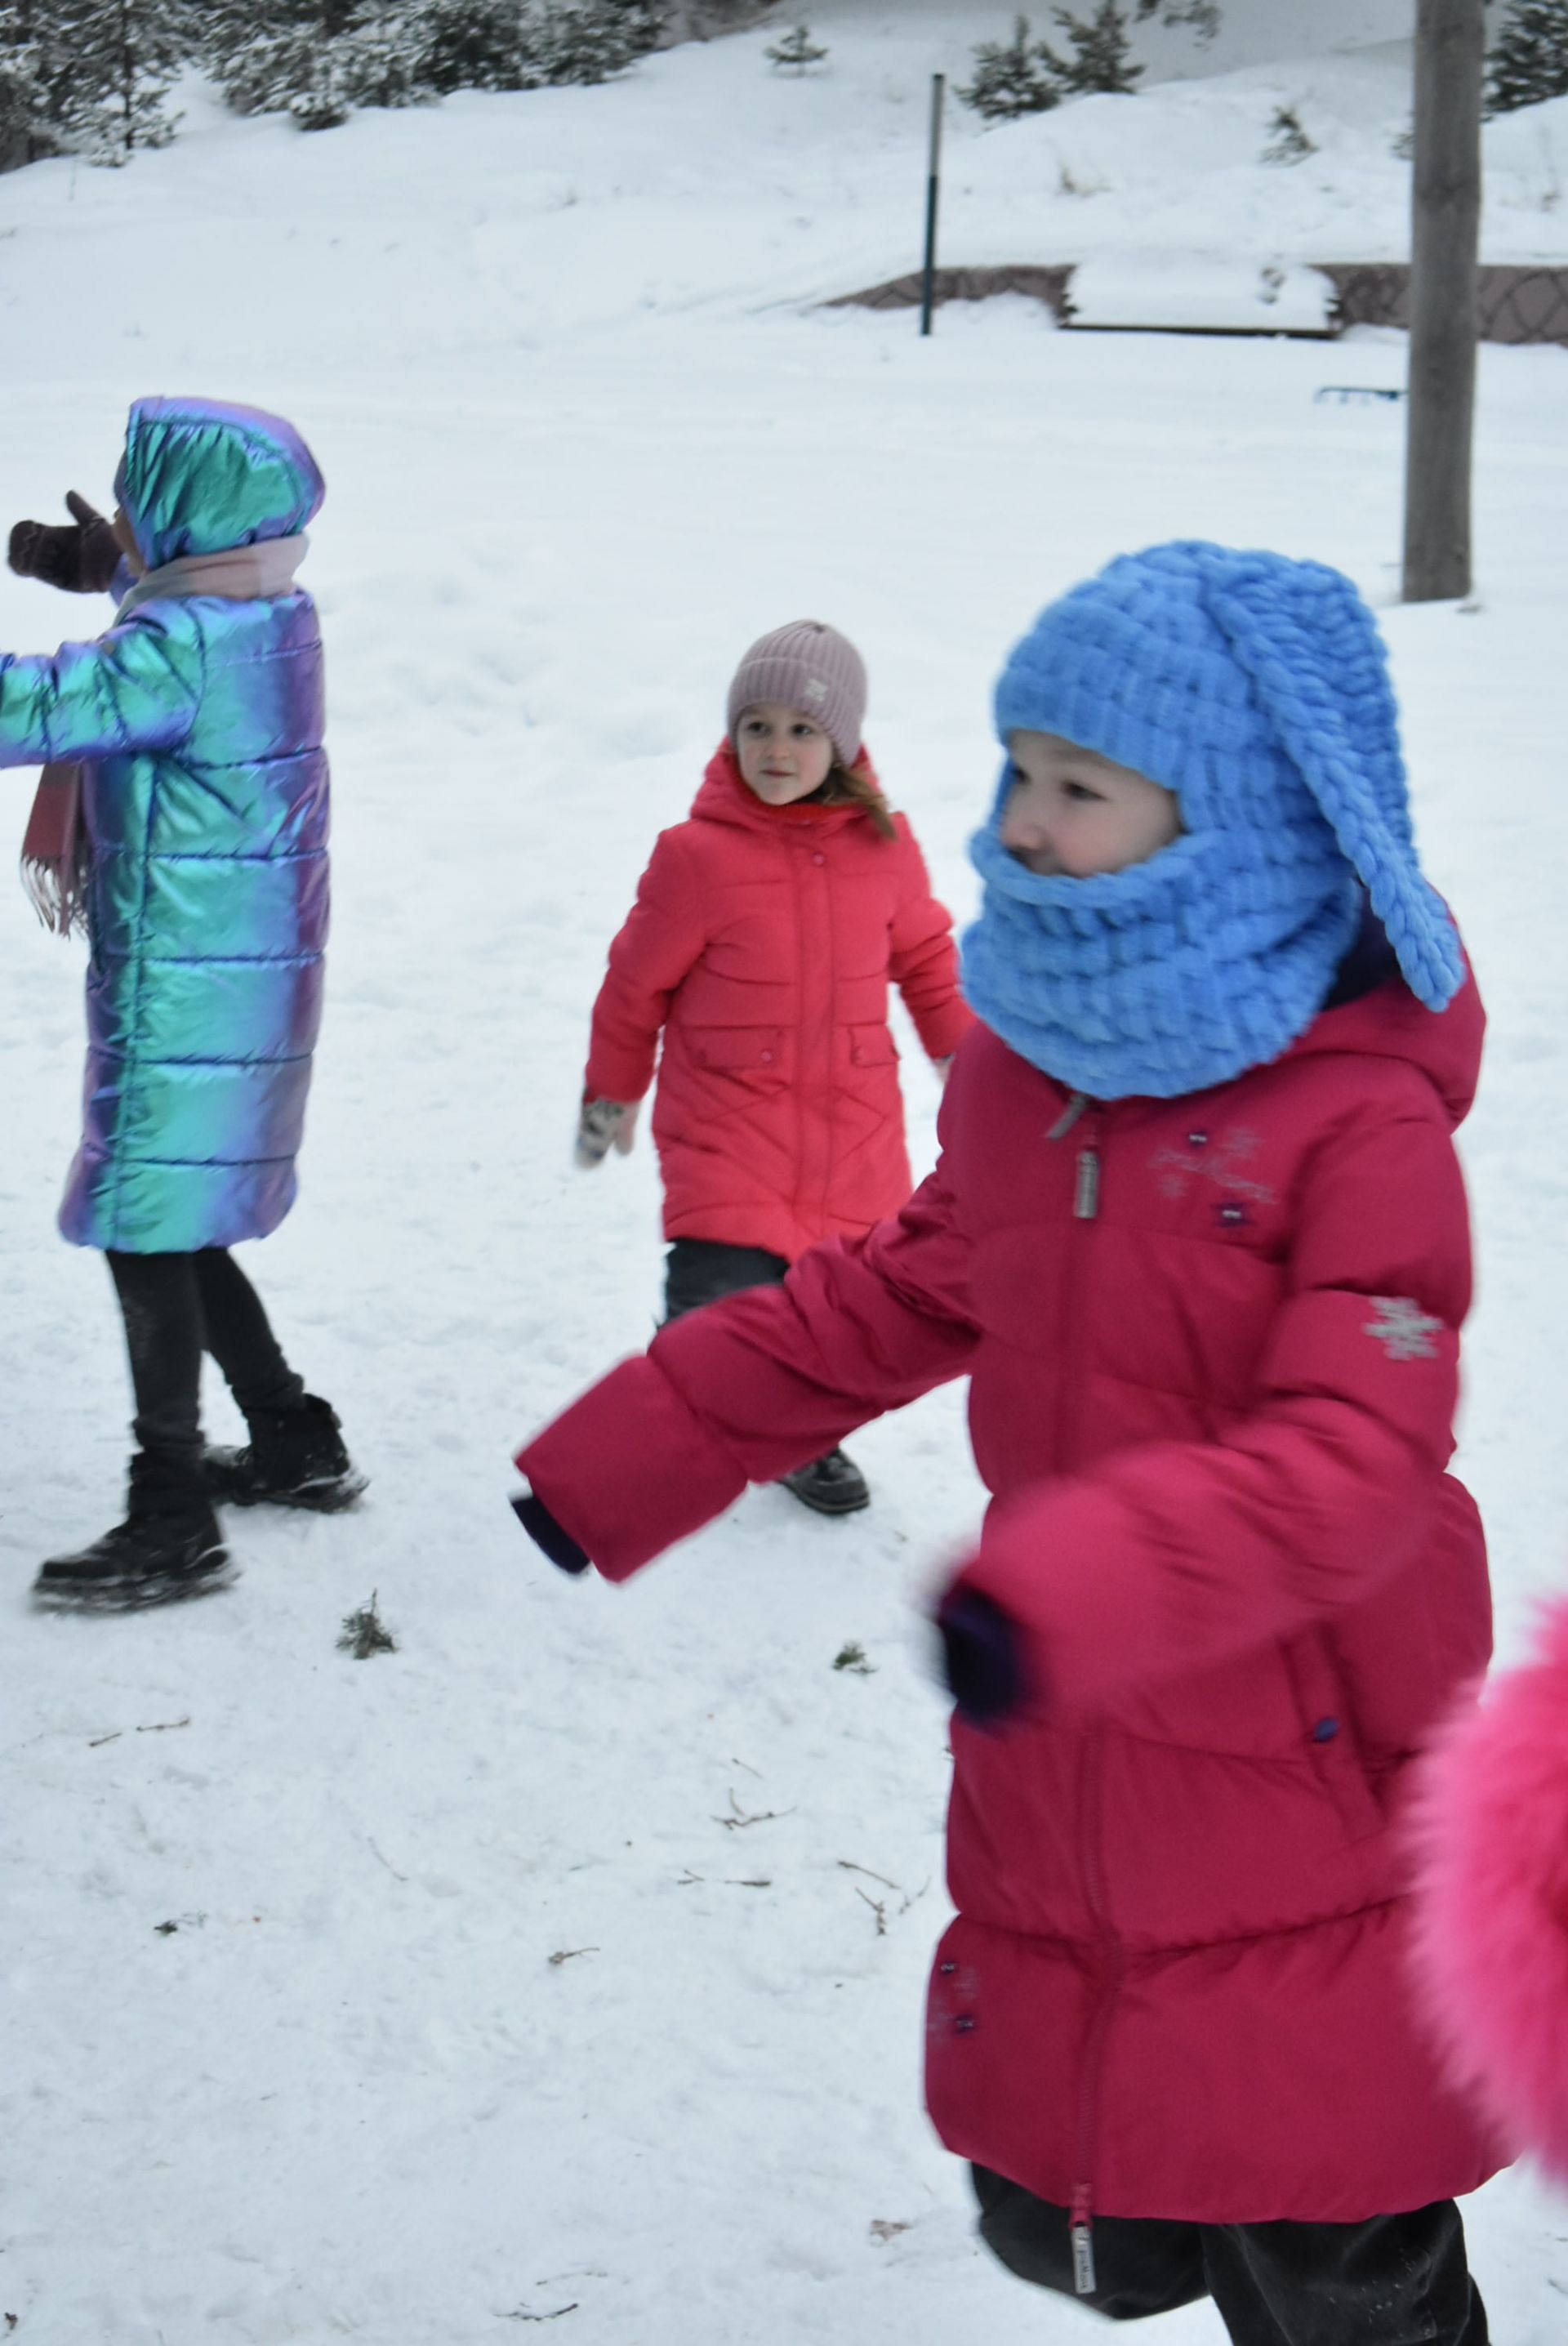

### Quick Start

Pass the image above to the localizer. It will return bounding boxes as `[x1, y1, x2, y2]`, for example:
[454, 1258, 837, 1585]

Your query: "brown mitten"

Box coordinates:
[7, 492, 122, 594]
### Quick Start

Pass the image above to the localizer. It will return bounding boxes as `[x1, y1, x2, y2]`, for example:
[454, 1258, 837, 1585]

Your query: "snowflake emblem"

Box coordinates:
[1363, 1297, 1442, 1362]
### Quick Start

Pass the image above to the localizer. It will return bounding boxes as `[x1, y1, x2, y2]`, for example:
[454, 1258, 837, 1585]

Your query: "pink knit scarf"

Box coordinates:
[18, 535, 309, 939]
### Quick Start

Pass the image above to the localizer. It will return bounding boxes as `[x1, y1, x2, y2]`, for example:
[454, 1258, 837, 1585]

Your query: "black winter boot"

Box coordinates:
[779, 1447, 871, 1516]
[205, 1394, 366, 1513]
[34, 1465, 231, 1612]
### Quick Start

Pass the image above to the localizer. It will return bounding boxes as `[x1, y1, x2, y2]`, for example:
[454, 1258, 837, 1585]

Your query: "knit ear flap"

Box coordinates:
[1202, 555, 1465, 1013]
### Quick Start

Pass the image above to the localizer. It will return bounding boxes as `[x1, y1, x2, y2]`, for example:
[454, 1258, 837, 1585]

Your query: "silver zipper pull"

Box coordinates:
[1048, 1092, 1088, 1142]
[1074, 1147, 1100, 1220]
[1070, 2188, 1097, 2295]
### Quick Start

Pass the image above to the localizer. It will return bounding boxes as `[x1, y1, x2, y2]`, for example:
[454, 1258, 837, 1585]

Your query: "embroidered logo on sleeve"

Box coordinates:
[1364, 1296, 1443, 1361]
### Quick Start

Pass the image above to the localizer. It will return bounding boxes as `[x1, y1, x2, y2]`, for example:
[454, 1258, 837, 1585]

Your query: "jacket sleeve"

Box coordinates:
[888, 822, 974, 1061]
[517, 1116, 981, 1581]
[0, 613, 203, 768]
[583, 829, 707, 1104]
[956, 1101, 1475, 1715]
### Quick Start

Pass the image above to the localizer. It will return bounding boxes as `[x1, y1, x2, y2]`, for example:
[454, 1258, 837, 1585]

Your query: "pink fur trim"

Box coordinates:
[1409, 1594, 1568, 2179]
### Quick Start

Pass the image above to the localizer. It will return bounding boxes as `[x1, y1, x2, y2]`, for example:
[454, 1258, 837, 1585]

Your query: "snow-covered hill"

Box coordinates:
[3, 16, 1568, 2344]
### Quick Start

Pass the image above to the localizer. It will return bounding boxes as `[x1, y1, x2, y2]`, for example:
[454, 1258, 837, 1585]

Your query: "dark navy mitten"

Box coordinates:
[936, 1586, 1032, 1726]
[512, 1489, 591, 1577]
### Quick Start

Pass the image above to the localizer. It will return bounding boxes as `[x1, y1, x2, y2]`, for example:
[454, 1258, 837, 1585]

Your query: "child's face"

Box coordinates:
[735, 703, 836, 805]
[1001, 729, 1182, 878]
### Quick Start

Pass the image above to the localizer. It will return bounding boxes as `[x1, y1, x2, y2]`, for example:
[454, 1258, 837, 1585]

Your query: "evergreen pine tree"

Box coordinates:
[58, 0, 189, 161]
[957, 16, 1062, 121]
[765, 24, 827, 73]
[1134, 0, 1219, 37]
[1261, 102, 1315, 164]
[0, 2, 47, 172]
[1037, 2, 1143, 96]
[1485, 0, 1568, 114]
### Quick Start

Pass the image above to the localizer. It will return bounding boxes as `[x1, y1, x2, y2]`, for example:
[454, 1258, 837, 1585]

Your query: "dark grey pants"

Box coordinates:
[108, 1248, 305, 1495]
[972, 2167, 1488, 2344]
[662, 1238, 789, 1324]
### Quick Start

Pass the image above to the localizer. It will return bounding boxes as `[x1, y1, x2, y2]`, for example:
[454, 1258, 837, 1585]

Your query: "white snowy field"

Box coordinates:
[4, 19, 1568, 2344]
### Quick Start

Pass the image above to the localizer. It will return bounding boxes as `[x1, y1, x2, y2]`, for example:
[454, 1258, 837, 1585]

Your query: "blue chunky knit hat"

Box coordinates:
[963, 542, 1464, 1100]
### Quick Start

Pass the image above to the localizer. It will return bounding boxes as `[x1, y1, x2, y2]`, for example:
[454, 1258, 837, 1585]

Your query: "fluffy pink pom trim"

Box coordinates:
[1409, 1594, 1568, 2179]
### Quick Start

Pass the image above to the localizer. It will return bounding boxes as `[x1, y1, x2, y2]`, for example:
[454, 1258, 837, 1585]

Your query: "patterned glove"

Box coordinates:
[575, 1095, 638, 1169]
[7, 492, 122, 594]
[935, 1585, 1033, 1728]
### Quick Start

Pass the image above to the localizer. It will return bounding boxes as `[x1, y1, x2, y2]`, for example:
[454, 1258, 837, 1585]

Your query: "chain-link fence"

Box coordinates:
[835, 263, 1568, 347]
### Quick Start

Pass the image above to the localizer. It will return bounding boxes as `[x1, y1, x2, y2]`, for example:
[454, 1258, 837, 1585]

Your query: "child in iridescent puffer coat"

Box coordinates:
[2, 398, 363, 1612]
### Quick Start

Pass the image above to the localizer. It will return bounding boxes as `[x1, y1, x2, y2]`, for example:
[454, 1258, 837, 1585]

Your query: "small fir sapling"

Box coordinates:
[338, 1590, 397, 1658]
[1262, 103, 1316, 165]
[959, 16, 1062, 119]
[765, 23, 826, 73]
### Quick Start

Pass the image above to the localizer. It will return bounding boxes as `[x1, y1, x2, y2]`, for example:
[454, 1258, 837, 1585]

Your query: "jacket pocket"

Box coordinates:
[683, 1025, 788, 1076]
[848, 1023, 898, 1068]
[1284, 1629, 1387, 1844]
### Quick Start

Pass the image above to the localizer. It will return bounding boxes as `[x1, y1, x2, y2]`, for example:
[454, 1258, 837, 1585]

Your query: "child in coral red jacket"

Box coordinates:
[573, 619, 971, 1514]
[518, 547, 1502, 2341]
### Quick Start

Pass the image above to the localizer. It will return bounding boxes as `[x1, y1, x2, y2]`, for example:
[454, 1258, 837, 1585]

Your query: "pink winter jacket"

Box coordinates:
[585, 747, 973, 1261]
[522, 958, 1508, 2224]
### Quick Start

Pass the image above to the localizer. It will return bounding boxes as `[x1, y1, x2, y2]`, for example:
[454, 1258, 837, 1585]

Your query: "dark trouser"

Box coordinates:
[662, 1238, 789, 1324]
[972, 2169, 1488, 2344]
[107, 1248, 305, 1498]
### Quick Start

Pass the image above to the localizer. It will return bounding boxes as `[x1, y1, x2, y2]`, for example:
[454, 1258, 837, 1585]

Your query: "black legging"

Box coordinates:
[107, 1248, 304, 1490]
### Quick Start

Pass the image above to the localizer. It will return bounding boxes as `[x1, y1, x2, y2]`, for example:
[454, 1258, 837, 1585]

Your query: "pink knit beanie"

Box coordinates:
[726, 620, 867, 769]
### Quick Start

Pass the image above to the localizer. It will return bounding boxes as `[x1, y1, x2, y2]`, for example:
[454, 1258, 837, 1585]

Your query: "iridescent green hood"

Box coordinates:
[114, 396, 326, 569]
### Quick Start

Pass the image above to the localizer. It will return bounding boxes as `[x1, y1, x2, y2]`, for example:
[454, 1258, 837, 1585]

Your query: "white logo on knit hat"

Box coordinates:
[801, 677, 827, 707]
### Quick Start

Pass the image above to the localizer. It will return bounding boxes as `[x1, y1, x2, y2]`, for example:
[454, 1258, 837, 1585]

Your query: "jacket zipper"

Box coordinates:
[1049, 1087, 1111, 2293]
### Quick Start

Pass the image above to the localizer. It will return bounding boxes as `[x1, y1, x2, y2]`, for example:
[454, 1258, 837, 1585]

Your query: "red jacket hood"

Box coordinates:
[1288, 946, 1483, 1131]
[691, 741, 889, 835]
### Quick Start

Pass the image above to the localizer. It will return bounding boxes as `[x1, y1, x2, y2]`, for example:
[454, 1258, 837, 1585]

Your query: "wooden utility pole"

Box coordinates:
[1402, 0, 1486, 602]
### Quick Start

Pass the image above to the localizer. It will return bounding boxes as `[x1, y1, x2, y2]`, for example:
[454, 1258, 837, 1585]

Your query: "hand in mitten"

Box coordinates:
[7, 492, 122, 594]
[575, 1095, 638, 1169]
[511, 1488, 591, 1577]
[935, 1583, 1035, 1728]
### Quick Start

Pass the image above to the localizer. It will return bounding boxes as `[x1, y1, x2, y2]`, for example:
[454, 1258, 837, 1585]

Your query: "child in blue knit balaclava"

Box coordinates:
[513, 540, 1494, 2344]
[962, 540, 1463, 1095]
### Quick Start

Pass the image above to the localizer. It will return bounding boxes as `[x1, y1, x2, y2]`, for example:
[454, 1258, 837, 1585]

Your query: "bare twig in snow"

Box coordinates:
[505, 2306, 579, 2324]
[726, 1877, 771, 1889]
[856, 1888, 889, 1936]
[870, 2219, 911, 2243]
[547, 1947, 599, 1968]
[713, 1789, 794, 1831]
[837, 1858, 898, 1891]
[730, 1754, 762, 1777]
[367, 1836, 408, 1882]
[833, 1641, 875, 1674]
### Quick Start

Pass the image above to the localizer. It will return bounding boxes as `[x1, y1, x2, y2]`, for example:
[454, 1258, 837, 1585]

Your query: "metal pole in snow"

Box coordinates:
[1401, 0, 1485, 601]
[920, 74, 945, 337]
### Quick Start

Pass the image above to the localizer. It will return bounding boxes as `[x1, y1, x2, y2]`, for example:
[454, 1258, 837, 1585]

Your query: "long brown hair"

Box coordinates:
[813, 755, 897, 841]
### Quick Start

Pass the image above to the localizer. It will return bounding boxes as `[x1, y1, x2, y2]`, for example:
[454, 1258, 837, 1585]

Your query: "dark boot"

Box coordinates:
[34, 1461, 231, 1612]
[779, 1447, 871, 1516]
[205, 1394, 366, 1513]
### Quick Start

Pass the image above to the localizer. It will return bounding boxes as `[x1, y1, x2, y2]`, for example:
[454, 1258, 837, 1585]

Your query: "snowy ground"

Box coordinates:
[4, 19, 1568, 2344]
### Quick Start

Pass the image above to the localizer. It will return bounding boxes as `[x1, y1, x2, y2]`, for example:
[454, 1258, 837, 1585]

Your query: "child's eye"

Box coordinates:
[791, 722, 819, 739]
[1064, 781, 1103, 803]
